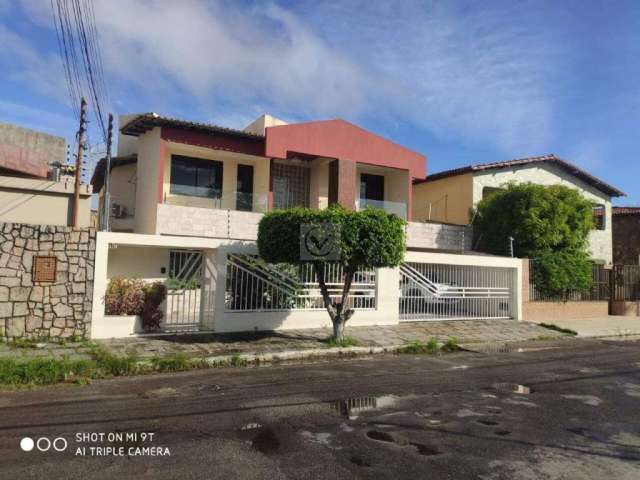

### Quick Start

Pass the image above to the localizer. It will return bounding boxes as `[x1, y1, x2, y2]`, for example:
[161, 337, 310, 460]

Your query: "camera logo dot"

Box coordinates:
[20, 436, 68, 453]
[20, 437, 34, 452]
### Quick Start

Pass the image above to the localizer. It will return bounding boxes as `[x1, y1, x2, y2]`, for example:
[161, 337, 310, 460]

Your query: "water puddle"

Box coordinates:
[493, 383, 531, 394]
[350, 455, 371, 467]
[331, 394, 400, 419]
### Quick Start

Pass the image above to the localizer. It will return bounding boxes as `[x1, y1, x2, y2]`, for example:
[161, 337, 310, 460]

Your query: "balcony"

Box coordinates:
[356, 198, 407, 220]
[164, 190, 269, 213]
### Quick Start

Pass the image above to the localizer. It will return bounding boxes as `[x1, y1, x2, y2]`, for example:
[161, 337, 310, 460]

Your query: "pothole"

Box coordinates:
[251, 428, 280, 454]
[366, 430, 395, 443]
[410, 442, 442, 456]
[477, 419, 499, 426]
[494, 430, 511, 436]
[350, 455, 371, 467]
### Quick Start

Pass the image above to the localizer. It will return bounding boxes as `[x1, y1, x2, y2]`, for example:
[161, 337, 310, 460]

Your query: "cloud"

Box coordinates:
[291, 1, 565, 154]
[9, 0, 569, 156]
[90, 0, 367, 119]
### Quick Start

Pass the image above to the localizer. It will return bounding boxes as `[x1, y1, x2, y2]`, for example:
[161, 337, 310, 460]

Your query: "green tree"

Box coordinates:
[473, 182, 595, 296]
[258, 205, 405, 341]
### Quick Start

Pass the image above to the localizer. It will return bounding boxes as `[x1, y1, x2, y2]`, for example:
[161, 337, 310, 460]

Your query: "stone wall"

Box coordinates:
[0, 222, 96, 338]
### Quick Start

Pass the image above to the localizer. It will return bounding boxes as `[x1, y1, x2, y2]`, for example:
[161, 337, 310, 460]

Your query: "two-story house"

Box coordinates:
[89, 113, 523, 338]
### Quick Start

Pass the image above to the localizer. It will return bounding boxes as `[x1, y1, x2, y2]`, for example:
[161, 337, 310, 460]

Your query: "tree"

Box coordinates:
[473, 182, 595, 296]
[258, 205, 406, 341]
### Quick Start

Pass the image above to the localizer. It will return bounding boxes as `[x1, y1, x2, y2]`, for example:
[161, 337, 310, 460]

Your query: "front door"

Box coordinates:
[236, 164, 254, 211]
[360, 173, 385, 207]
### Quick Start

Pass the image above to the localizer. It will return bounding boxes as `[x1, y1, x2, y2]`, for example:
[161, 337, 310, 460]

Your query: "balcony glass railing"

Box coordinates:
[164, 191, 269, 213]
[356, 198, 407, 219]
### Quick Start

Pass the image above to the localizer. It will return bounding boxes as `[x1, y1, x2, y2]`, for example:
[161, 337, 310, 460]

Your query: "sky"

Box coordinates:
[0, 0, 639, 204]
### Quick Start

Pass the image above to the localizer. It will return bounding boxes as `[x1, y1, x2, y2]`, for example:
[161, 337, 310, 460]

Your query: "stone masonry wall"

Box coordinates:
[0, 222, 96, 338]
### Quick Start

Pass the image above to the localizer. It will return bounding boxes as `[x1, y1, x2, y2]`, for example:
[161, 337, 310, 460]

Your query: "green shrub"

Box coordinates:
[398, 338, 439, 354]
[441, 337, 460, 352]
[473, 183, 595, 295]
[151, 353, 190, 372]
[533, 250, 592, 299]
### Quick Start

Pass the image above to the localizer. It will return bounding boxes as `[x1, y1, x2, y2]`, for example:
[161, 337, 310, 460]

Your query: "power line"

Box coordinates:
[50, 0, 110, 143]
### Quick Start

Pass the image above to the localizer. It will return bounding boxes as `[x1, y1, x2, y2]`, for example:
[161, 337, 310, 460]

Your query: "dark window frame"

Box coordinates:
[170, 155, 223, 199]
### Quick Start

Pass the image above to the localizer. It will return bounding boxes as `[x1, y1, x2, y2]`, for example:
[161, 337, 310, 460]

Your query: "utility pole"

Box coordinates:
[508, 236, 515, 258]
[72, 97, 87, 227]
[102, 113, 114, 231]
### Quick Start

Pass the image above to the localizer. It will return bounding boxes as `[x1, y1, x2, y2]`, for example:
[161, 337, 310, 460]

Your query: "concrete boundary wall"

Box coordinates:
[92, 232, 524, 339]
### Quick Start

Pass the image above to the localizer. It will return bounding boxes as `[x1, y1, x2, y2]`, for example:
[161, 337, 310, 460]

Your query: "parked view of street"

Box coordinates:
[0, 339, 639, 479]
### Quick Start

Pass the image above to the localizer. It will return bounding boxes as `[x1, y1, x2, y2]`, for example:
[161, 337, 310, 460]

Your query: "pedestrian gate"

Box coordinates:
[164, 250, 213, 331]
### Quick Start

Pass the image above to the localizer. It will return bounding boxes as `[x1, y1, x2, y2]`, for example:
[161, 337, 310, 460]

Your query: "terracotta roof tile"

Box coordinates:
[413, 154, 625, 197]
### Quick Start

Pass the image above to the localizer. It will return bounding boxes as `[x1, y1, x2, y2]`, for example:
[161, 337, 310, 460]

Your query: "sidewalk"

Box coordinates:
[0, 320, 567, 361]
[527, 316, 640, 338]
[96, 319, 566, 359]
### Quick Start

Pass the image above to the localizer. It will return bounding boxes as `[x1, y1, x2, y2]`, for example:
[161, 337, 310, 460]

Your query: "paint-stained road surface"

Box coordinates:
[0, 339, 639, 479]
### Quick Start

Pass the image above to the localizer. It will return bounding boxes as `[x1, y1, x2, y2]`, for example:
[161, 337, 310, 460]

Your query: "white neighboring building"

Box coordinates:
[412, 154, 625, 265]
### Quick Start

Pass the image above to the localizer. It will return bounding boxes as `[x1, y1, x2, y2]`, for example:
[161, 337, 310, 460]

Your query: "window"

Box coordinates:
[593, 204, 606, 230]
[170, 155, 223, 198]
[360, 174, 385, 201]
[272, 162, 310, 209]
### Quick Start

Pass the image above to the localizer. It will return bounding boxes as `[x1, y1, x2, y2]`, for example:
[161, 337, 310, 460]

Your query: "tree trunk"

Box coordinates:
[313, 262, 355, 342]
[333, 316, 346, 342]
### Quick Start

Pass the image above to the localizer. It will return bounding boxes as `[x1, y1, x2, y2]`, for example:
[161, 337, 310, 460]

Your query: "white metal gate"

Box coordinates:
[164, 250, 208, 331]
[399, 262, 515, 321]
[225, 254, 376, 311]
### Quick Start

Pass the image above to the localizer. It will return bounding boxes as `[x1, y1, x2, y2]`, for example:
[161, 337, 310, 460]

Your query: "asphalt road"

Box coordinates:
[0, 339, 639, 479]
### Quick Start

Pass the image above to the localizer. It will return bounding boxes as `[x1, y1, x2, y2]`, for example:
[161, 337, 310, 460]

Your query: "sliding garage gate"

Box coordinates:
[399, 262, 517, 321]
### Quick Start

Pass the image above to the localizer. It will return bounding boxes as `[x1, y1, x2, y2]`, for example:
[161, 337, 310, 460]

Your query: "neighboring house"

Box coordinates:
[612, 207, 640, 265]
[0, 122, 92, 227]
[86, 112, 524, 339]
[412, 154, 625, 265]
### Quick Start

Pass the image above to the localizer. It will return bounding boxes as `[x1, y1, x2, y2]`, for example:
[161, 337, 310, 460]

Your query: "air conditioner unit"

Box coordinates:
[111, 203, 127, 218]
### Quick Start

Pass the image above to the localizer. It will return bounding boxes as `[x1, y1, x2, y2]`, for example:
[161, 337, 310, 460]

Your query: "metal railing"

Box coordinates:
[356, 198, 407, 219]
[164, 190, 269, 213]
[225, 254, 376, 312]
[528, 260, 611, 302]
[399, 262, 516, 321]
[612, 264, 640, 301]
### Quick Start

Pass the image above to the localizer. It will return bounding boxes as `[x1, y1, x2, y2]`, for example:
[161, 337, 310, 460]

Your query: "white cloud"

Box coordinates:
[90, 0, 367, 118]
[8, 0, 569, 156]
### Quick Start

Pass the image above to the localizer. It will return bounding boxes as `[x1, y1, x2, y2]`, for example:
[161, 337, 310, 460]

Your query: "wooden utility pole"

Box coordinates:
[102, 113, 114, 231]
[72, 97, 87, 227]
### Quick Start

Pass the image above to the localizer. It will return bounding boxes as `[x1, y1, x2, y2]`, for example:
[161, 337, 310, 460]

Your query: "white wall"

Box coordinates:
[472, 164, 614, 264]
[91, 232, 524, 338]
[134, 128, 162, 234]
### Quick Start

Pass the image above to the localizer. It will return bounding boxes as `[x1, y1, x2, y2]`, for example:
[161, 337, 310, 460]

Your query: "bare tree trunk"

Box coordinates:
[313, 262, 355, 342]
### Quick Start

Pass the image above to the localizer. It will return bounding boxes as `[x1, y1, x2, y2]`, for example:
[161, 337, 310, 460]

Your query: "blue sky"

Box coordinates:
[1, 0, 639, 204]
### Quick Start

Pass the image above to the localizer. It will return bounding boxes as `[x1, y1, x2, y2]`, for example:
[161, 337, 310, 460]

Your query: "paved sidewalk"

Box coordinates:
[97, 320, 566, 359]
[527, 315, 640, 338]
